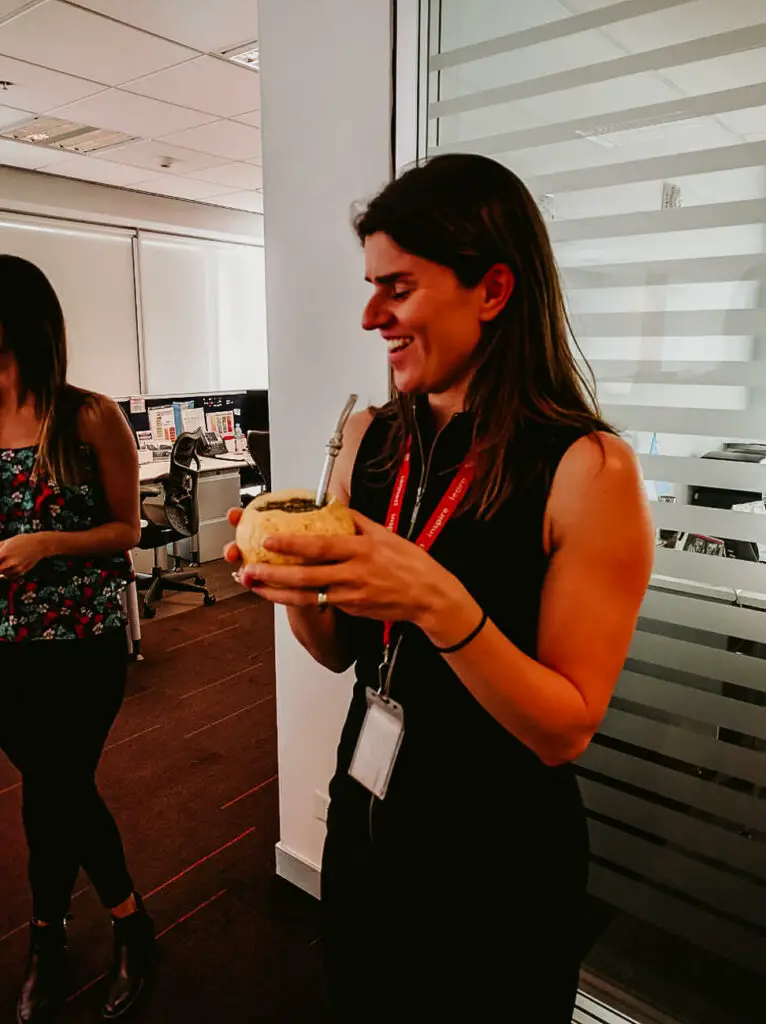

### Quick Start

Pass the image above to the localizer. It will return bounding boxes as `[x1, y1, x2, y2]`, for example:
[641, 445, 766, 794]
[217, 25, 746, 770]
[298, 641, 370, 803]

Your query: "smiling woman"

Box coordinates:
[229, 153, 655, 1024]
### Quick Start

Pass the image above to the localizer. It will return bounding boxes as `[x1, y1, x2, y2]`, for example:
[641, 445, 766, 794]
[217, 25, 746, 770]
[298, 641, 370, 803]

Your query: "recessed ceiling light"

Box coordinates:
[1, 116, 137, 153]
[220, 40, 259, 71]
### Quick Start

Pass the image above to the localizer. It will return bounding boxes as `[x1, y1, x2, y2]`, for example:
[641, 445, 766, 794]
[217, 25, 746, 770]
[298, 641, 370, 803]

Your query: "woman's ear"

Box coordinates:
[478, 264, 515, 323]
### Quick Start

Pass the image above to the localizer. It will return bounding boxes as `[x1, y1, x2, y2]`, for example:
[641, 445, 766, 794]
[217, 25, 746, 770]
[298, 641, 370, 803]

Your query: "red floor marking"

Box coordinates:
[65, 970, 107, 1003]
[144, 826, 257, 900]
[167, 623, 238, 653]
[179, 664, 254, 700]
[155, 888, 227, 940]
[104, 722, 162, 752]
[65, 891, 228, 1004]
[183, 694, 273, 740]
[0, 919, 30, 944]
[220, 773, 277, 810]
[0, 887, 90, 946]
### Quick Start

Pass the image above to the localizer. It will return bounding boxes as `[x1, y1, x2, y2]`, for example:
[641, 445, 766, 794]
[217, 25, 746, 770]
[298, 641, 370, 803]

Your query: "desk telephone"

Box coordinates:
[197, 430, 228, 456]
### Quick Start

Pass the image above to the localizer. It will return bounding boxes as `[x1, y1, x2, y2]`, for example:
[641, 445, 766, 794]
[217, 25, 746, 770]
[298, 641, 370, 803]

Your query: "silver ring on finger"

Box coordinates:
[317, 588, 329, 611]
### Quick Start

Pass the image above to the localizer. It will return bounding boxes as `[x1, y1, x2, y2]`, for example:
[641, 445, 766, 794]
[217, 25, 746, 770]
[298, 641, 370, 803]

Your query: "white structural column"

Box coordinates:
[258, 0, 393, 891]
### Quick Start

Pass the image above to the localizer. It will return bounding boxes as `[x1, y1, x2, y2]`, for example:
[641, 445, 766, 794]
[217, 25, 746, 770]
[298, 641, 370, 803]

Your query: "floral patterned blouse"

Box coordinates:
[0, 445, 131, 642]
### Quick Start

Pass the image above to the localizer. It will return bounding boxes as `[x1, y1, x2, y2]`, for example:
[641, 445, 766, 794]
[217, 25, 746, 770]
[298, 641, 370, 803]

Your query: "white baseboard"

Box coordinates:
[275, 842, 321, 900]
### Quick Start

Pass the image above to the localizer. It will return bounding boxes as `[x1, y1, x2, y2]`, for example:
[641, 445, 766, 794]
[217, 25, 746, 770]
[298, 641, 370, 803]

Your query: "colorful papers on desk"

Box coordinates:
[206, 410, 235, 438]
[148, 405, 176, 443]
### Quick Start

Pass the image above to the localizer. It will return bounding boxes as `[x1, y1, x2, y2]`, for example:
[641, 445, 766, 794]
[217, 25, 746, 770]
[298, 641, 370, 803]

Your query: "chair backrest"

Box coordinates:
[247, 430, 271, 490]
[164, 433, 202, 536]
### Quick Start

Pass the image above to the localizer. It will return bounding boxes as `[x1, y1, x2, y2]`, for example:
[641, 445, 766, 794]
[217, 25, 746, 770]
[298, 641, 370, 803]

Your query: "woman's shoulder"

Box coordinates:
[74, 389, 126, 443]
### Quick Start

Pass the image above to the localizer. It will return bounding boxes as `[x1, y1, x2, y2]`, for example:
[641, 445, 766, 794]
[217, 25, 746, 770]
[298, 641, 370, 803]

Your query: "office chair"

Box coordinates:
[136, 432, 216, 618]
[241, 429, 271, 505]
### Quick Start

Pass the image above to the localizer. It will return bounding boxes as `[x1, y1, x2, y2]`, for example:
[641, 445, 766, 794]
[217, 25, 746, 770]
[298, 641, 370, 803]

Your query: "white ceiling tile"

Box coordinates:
[0, 2, 195, 86]
[52, 89, 213, 138]
[158, 118, 260, 161]
[0, 101, 29, 127]
[183, 161, 262, 190]
[0, 55, 105, 113]
[73, 0, 258, 54]
[133, 173, 235, 201]
[0, 0, 45, 19]
[232, 109, 260, 128]
[43, 154, 157, 186]
[211, 190, 264, 213]
[124, 56, 258, 118]
[91, 138, 225, 174]
[0, 136, 67, 169]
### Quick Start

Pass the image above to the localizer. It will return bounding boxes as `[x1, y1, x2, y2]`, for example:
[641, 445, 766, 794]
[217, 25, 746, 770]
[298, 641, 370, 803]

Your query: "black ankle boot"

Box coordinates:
[101, 894, 155, 1020]
[16, 919, 67, 1024]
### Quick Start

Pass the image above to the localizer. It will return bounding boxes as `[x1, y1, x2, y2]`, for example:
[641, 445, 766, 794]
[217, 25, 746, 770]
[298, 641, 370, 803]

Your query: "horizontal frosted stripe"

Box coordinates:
[562, 255, 766, 289]
[430, 0, 695, 70]
[581, 777, 766, 878]
[589, 820, 766, 928]
[652, 501, 766, 546]
[600, 706, 766, 786]
[592, 359, 766, 386]
[588, 360, 766, 387]
[528, 141, 766, 198]
[575, 993, 638, 1024]
[431, 82, 766, 156]
[550, 201, 766, 245]
[590, 865, 766, 975]
[639, 454, 766, 491]
[653, 546, 766, 593]
[580, 742, 766, 832]
[431, 25, 766, 118]
[629, 631, 766, 692]
[576, 307, 766, 336]
[616, 669, 766, 740]
[603, 404, 766, 439]
[642, 588, 766, 644]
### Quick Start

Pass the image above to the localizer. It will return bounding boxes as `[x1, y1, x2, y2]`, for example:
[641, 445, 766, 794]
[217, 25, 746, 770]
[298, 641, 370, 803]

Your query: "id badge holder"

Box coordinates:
[348, 687, 404, 800]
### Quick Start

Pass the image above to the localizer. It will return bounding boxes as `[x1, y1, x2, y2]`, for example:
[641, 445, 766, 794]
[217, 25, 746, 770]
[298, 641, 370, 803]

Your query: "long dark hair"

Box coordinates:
[0, 255, 91, 486]
[354, 153, 613, 518]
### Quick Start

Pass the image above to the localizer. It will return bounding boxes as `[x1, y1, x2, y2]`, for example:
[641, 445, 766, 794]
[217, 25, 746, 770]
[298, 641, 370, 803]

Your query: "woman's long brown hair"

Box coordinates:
[354, 153, 614, 519]
[0, 255, 91, 487]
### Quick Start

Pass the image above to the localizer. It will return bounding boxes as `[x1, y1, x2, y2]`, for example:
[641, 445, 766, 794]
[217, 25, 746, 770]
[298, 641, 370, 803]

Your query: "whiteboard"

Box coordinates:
[0, 215, 140, 396]
[138, 232, 267, 395]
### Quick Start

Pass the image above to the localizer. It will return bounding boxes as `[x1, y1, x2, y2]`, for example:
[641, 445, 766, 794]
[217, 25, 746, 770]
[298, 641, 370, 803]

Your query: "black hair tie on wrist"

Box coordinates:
[434, 610, 488, 655]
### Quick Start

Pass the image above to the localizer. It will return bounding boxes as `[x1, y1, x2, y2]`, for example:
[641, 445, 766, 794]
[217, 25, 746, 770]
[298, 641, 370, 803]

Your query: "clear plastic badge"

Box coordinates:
[348, 687, 405, 800]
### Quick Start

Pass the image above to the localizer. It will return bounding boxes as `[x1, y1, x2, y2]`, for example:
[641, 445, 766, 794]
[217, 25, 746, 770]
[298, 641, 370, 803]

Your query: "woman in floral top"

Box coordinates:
[0, 256, 154, 1023]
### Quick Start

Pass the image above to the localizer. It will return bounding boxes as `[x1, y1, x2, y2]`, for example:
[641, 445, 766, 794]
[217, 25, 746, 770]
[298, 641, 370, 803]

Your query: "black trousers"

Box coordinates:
[0, 632, 134, 922]
[321, 776, 588, 1024]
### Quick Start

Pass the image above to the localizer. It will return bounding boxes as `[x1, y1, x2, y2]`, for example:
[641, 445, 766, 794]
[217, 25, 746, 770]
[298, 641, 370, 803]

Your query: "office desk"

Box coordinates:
[138, 453, 248, 483]
[135, 453, 249, 567]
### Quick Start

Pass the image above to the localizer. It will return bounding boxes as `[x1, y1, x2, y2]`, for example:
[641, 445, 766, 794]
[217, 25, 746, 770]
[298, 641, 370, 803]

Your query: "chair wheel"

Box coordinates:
[204, 594, 216, 606]
[195, 576, 206, 586]
[142, 604, 157, 619]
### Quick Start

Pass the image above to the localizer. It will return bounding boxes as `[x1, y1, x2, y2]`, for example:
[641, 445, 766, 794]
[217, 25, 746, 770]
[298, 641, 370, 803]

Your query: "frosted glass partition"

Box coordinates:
[423, 1, 766, 1020]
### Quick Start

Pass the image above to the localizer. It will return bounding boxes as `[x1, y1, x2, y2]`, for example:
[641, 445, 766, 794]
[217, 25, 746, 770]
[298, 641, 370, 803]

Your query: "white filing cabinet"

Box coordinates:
[193, 468, 241, 562]
[132, 464, 242, 569]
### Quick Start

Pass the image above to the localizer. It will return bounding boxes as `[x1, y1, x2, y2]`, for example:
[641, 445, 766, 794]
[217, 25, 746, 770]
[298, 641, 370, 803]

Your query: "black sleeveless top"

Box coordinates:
[330, 399, 589, 856]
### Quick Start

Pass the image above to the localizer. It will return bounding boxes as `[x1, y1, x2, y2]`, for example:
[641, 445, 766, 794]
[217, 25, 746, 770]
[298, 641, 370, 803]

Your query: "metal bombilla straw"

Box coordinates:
[315, 394, 358, 508]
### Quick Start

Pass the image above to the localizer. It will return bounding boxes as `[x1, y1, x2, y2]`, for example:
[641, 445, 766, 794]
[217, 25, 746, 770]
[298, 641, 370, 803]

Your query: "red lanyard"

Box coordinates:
[382, 437, 475, 653]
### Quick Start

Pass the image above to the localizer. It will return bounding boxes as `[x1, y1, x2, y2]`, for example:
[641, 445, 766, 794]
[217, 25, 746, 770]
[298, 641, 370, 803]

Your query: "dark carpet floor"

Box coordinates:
[0, 592, 332, 1024]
